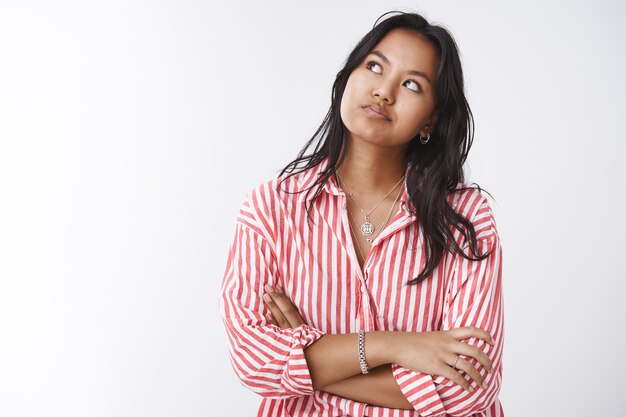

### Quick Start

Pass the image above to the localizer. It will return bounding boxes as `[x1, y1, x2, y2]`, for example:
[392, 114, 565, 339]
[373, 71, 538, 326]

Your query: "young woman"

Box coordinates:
[220, 11, 505, 417]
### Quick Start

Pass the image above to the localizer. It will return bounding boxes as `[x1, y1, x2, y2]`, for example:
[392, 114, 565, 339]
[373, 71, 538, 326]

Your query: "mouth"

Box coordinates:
[362, 105, 391, 121]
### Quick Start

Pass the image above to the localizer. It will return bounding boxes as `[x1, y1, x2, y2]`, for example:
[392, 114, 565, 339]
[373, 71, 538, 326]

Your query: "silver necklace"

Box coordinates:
[347, 183, 403, 247]
[336, 171, 405, 239]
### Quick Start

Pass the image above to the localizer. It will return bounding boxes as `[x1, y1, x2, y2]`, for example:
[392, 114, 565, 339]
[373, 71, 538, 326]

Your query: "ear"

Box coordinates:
[420, 112, 438, 137]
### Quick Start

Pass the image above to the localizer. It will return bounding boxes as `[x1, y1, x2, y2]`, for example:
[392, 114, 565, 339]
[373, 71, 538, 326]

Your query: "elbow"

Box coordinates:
[222, 319, 323, 400]
[235, 372, 280, 399]
[229, 353, 315, 400]
[235, 368, 313, 400]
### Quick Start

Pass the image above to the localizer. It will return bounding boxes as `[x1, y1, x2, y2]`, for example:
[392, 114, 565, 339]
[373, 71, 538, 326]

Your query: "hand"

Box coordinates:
[262, 284, 305, 329]
[394, 327, 494, 392]
[262, 284, 493, 393]
[262, 285, 413, 409]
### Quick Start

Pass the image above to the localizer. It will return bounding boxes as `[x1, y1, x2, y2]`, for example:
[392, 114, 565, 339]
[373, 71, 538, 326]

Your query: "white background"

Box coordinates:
[1, 1, 624, 416]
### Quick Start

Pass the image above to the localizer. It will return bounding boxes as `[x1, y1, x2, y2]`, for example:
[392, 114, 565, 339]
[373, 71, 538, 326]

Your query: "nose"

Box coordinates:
[372, 79, 394, 104]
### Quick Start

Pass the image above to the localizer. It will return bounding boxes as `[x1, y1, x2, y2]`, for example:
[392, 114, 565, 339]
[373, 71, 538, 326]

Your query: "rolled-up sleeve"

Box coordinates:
[220, 219, 326, 399]
[390, 197, 504, 417]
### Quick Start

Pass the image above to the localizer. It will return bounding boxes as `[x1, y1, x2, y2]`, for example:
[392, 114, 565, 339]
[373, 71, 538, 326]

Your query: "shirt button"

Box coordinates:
[361, 284, 367, 293]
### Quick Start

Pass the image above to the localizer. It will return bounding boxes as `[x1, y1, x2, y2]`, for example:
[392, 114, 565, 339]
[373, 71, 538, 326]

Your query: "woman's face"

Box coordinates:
[340, 28, 439, 150]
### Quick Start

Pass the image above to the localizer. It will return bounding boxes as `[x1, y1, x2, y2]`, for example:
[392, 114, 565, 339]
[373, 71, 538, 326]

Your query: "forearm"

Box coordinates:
[319, 364, 413, 410]
[304, 331, 398, 389]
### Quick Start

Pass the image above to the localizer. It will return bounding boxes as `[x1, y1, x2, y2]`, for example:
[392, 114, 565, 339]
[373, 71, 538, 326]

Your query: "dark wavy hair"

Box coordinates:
[277, 11, 493, 285]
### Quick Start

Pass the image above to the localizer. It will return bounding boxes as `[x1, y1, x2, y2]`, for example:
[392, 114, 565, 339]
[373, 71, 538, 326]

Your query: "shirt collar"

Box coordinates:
[399, 176, 410, 213]
[297, 157, 342, 201]
[299, 157, 413, 214]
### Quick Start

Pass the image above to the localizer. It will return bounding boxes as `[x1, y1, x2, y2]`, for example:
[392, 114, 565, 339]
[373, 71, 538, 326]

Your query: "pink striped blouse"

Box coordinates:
[220, 157, 505, 417]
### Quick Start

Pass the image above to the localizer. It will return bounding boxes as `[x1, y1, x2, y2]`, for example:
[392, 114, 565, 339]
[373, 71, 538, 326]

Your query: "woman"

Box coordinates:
[220, 11, 504, 417]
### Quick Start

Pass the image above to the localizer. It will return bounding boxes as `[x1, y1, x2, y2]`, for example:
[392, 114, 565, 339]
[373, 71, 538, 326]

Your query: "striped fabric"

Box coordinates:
[220, 157, 505, 417]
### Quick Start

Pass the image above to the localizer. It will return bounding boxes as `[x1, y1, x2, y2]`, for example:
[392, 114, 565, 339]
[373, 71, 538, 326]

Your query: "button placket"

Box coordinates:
[357, 274, 377, 330]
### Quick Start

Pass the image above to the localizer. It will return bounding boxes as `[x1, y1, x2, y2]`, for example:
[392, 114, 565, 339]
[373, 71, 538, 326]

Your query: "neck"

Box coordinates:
[337, 140, 408, 195]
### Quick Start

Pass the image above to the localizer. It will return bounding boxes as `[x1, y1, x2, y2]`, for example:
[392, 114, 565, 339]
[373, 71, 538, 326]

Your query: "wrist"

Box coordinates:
[381, 331, 407, 365]
[386, 331, 405, 365]
[366, 331, 402, 367]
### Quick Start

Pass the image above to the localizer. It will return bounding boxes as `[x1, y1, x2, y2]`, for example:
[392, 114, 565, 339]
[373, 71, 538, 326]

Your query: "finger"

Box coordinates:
[449, 326, 494, 346]
[455, 342, 493, 373]
[263, 295, 287, 328]
[265, 312, 279, 327]
[437, 363, 473, 392]
[265, 290, 306, 328]
[448, 354, 485, 389]
[263, 293, 291, 328]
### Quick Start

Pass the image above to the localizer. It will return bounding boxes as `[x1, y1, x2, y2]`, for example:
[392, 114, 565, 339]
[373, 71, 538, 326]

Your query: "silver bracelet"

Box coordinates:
[358, 330, 369, 374]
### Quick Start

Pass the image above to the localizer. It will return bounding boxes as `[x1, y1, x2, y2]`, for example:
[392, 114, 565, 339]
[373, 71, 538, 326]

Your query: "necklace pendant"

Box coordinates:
[361, 221, 374, 236]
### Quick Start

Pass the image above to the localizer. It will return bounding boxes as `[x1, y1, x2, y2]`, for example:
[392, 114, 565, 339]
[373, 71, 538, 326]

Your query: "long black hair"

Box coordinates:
[277, 11, 493, 285]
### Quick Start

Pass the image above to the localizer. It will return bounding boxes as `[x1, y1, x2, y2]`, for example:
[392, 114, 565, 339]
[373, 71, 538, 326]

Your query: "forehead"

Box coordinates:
[370, 28, 439, 80]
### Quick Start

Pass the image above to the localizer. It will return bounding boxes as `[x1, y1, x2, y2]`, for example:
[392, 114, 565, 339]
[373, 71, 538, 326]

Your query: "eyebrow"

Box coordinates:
[368, 50, 432, 85]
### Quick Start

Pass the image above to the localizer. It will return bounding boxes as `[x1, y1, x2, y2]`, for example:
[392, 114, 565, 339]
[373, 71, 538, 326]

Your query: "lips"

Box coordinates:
[362, 104, 391, 121]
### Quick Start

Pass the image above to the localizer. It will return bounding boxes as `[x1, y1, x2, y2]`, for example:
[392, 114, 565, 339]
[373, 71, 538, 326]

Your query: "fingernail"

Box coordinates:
[482, 381, 488, 389]
[263, 293, 272, 302]
[264, 284, 274, 292]
[468, 386, 474, 392]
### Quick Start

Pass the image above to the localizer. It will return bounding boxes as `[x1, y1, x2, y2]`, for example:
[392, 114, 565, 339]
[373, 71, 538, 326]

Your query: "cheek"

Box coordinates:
[339, 79, 357, 126]
[399, 107, 423, 133]
[397, 101, 433, 133]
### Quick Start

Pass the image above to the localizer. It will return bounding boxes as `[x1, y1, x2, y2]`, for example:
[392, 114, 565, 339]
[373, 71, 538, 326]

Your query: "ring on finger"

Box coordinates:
[453, 355, 461, 371]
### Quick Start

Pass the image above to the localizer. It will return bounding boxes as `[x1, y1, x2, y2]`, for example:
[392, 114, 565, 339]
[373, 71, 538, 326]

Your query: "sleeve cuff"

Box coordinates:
[280, 323, 326, 396]
[390, 363, 446, 416]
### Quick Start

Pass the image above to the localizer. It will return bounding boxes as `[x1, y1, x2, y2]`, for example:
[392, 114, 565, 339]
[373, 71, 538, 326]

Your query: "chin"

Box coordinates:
[349, 132, 393, 147]
[347, 126, 413, 150]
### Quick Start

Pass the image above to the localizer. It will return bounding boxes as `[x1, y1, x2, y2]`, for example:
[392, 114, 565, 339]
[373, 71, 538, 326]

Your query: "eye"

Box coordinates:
[365, 60, 382, 74]
[366, 59, 422, 93]
[404, 79, 422, 93]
